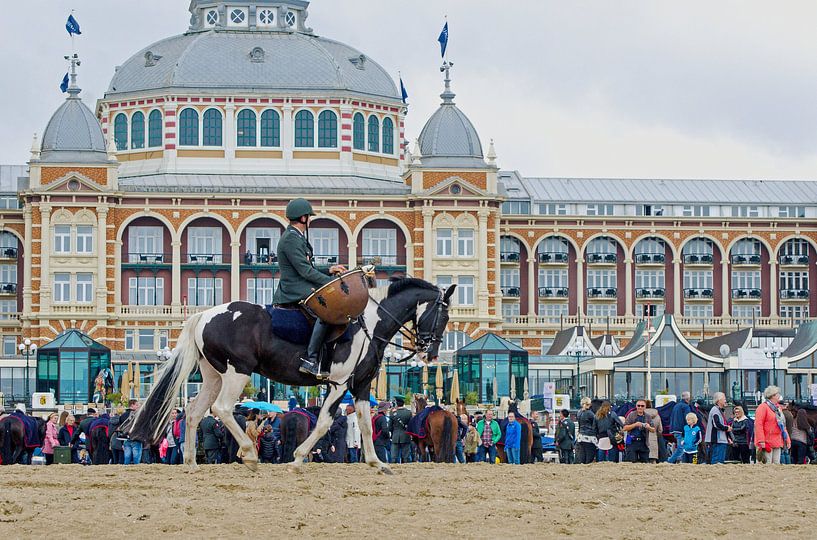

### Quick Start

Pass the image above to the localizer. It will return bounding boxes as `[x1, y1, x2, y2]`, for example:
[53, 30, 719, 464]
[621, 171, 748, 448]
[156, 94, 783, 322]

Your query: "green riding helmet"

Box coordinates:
[286, 198, 316, 220]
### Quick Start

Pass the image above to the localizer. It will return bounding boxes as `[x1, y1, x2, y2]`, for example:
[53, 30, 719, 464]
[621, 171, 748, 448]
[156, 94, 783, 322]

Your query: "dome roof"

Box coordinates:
[417, 72, 485, 169]
[40, 86, 108, 164]
[106, 31, 400, 101]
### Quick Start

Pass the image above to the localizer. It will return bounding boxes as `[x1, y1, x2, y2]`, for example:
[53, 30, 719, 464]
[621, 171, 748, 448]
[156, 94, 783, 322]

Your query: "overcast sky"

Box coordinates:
[2, 1, 817, 180]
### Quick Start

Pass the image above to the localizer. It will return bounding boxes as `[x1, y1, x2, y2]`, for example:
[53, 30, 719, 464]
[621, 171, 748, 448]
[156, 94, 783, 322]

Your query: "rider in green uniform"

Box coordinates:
[274, 199, 346, 378]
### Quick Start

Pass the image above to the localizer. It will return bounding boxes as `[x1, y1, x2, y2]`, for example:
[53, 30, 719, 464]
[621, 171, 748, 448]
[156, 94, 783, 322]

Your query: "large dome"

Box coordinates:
[106, 31, 400, 101]
[40, 87, 107, 164]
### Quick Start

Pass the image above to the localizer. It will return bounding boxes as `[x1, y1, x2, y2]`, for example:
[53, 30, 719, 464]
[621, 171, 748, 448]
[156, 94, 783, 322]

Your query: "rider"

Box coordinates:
[274, 198, 346, 378]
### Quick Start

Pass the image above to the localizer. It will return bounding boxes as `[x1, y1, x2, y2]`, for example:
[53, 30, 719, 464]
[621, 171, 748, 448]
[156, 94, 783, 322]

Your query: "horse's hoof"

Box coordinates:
[186, 465, 200, 473]
[286, 462, 303, 474]
[379, 466, 394, 476]
[243, 458, 258, 472]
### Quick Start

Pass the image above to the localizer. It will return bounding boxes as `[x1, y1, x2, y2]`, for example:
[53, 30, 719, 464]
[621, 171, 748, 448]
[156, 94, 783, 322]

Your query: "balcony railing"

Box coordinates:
[778, 255, 810, 266]
[0, 247, 18, 260]
[119, 305, 174, 316]
[361, 255, 400, 266]
[500, 252, 521, 263]
[635, 287, 665, 299]
[242, 252, 278, 265]
[504, 314, 810, 329]
[0, 282, 17, 295]
[184, 253, 227, 264]
[587, 287, 618, 298]
[587, 252, 617, 264]
[538, 287, 569, 298]
[538, 252, 569, 264]
[683, 253, 714, 265]
[684, 288, 714, 299]
[780, 288, 810, 300]
[313, 254, 339, 266]
[635, 253, 665, 265]
[730, 254, 762, 265]
[731, 288, 762, 299]
[501, 287, 521, 297]
[125, 252, 171, 265]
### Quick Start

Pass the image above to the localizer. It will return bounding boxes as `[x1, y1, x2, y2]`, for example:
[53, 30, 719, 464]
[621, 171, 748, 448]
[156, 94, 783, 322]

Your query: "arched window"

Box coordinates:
[317, 111, 338, 148]
[353, 113, 365, 151]
[294, 110, 314, 148]
[382, 117, 394, 154]
[367, 116, 380, 152]
[148, 110, 163, 148]
[236, 109, 256, 147]
[130, 112, 145, 150]
[113, 113, 128, 151]
[203, 109, 223, 146]
[260, 110, 280, 147]
[179, 109, 199, 146]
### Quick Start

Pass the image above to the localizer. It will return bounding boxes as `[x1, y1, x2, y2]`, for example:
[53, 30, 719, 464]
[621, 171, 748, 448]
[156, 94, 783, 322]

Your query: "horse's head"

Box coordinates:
[415, 284, 456, 361]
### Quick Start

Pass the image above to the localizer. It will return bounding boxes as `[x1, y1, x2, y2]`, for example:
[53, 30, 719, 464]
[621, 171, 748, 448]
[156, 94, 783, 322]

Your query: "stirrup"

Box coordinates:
[299, 359, 329, 380]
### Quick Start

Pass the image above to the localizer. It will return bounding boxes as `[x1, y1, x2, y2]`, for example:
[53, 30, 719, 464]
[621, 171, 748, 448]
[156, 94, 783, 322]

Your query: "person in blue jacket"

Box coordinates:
[505, 412, 522, 465]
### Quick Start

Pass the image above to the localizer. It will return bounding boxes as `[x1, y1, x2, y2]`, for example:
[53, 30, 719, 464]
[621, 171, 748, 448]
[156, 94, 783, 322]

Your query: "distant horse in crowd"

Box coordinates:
[0, 413, 46, 465]
[410, 394, 457, 463]
[787, 402, 817, 429]
[280, 406, 323, 463]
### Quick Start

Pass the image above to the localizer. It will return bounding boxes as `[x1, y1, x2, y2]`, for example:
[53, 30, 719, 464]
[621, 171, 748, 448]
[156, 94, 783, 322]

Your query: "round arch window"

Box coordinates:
[451, 184, 462, 195]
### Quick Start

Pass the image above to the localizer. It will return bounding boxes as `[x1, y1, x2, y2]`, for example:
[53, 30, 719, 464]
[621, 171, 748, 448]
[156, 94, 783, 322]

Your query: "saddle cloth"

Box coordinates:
[406, 405, 444, 439]
[290, 408, 317, 431]
[265, 305, 352, 345]
[10, 411, 41, 448]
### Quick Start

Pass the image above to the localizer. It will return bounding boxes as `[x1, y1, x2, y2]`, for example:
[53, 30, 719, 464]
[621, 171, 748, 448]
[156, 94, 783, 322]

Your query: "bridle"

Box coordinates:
[362, 290, 448, 363]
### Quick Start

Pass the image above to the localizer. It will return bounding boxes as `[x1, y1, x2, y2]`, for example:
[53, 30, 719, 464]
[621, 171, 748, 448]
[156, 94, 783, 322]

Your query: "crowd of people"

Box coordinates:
[554, 385, 816, 465]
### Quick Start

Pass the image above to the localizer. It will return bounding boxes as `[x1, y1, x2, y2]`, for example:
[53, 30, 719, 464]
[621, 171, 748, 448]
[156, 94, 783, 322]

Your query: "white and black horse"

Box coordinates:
[130, 277, 455, 474]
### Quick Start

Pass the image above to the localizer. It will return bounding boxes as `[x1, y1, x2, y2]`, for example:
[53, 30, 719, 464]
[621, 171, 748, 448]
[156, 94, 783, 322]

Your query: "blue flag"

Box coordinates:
[60, 73, 69, 93]
[66, 14, 81, 36]
[438, 22, 449, 58]
[400, 77, 408, 104]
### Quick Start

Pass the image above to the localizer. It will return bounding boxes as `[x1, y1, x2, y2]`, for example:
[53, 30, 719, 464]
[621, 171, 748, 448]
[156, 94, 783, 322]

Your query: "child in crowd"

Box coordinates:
[682, 412, 701, 463]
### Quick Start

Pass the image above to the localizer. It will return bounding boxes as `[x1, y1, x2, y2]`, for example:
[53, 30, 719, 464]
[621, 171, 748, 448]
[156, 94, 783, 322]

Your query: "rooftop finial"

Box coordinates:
[63, 53, 82, 97]
[439, 60, 455, 105]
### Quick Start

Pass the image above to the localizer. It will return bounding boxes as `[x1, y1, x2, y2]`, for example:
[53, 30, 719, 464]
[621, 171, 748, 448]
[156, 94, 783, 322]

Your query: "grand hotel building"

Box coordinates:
[1, 0, 816, 404]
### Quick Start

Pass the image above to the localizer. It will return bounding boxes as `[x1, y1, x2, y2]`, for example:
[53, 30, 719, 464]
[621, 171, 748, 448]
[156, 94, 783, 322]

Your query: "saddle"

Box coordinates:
[407, 406, 444, 439]
[265, 305, 352, 346]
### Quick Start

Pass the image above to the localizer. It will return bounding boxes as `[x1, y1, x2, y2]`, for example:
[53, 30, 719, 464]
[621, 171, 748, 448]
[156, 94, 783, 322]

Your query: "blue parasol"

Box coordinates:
[339, 391, 378, 407]
[240, 401, 283, 413]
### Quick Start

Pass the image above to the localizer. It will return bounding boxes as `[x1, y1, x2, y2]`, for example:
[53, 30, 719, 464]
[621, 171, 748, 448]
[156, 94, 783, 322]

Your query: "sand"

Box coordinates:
[0, 463, 813, 539]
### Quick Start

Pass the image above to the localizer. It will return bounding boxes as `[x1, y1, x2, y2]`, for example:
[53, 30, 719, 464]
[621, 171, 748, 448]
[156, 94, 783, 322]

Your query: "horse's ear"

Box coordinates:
[443, 284, 456, 302]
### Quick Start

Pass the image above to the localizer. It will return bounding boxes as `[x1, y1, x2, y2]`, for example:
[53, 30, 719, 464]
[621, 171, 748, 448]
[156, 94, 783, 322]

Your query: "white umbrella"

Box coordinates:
[450, 370, 460, 404]
[510, 375, 516, 400]
[435, 365, 444, 403]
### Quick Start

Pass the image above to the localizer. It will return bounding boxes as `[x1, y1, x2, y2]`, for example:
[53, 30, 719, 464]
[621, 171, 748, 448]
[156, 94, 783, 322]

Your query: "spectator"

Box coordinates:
[119, 400, 144, 465]
[261, 411, 281, 463]
[529, 411, 544, 463]
[730, 405, 752, 464]
[476, 409, 501, 464]
[575, 397, 597, 464]
[754, 385, 790, 464]
[681, 412, 702, 463]
[43, 412, 59, 465]
[372, 402, 391, 463]
[225, 407, 248, 464]
[668, 391, 693, 464]
[455, 414, 468, 464]
[780, 401, 794, 465]
[71, 408, 98, 447]
[163, 409, 180, 465]
[623, 400, 655, 463]
[790, 409, 812, 465]
[345, 404, 361, 463]
[463, 415, 480, 463]
[108, 407, 125, 465]
[256, 388, 268, 403]
[200, 411, 224, 464]
[555, 409, 575, 464]
[390, 396, 412, 464]
[505, 412, 521, 465]
[646, 403, 664, 463]
[258, 425, 277, 464]
[174, 408, 186, 465]
[595, 401, 621, 463]
[245, 409, 260, 449]
[327, 408, 348, 464]
[57, 413, 78, 464]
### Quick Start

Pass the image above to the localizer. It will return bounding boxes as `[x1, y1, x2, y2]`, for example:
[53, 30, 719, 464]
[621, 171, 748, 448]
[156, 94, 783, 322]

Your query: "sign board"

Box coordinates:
[735, 348, 773, 370]
[554, 394, 570, 411]
[541, 382, 556, 412]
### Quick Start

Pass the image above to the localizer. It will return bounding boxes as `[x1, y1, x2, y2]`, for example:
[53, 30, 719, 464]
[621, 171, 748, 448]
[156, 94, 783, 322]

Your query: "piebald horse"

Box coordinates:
[130, 278, 455, 474]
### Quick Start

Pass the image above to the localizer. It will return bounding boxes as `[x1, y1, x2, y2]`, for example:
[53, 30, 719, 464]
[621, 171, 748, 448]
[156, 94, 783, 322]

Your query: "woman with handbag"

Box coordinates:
[595, 401, 621, 462]
[576, 397, 598, 464]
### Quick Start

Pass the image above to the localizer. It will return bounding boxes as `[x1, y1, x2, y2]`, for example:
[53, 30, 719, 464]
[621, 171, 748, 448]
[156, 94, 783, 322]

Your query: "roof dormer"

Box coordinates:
[188, 1, 313, 34]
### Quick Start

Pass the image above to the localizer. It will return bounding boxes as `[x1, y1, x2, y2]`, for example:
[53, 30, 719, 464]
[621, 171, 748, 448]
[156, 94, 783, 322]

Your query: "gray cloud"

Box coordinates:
[2, 0, 817, 180]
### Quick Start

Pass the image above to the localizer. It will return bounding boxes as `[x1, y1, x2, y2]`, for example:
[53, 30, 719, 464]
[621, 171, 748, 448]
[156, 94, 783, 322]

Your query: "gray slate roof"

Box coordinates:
[500, 171, 817, 204]
[118, 174, 410, 195]
[39, 95, 108, 164]
[107, 30, 400, 101]
[418, 98, 485, 169]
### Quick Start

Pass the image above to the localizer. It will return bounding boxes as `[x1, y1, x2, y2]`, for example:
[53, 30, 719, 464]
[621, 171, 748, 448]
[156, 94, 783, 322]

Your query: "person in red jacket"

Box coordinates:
[754, 385, 790, 464]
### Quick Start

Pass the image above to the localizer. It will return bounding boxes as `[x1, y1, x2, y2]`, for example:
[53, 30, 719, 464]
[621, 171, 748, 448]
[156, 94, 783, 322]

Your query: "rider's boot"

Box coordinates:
[299, 319, 330, 379]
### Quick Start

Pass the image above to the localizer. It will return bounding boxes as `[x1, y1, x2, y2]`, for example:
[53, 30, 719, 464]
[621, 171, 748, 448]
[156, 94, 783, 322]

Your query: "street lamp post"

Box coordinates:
[763, 343, 783, 387]
[567, 338, 590, 408]
[18, 339, 37, 404]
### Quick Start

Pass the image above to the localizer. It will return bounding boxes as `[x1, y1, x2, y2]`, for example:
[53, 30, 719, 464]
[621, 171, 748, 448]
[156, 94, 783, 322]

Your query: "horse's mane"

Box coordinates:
[387, 277, 438, 297]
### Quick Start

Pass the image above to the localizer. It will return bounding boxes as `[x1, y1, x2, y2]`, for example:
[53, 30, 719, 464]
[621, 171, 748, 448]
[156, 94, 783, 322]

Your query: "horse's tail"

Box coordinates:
[1, 420, 10, 465]
[281, 414, 298, 463]
[441, 413, 454, 463]
[130, 312, 203, 444]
